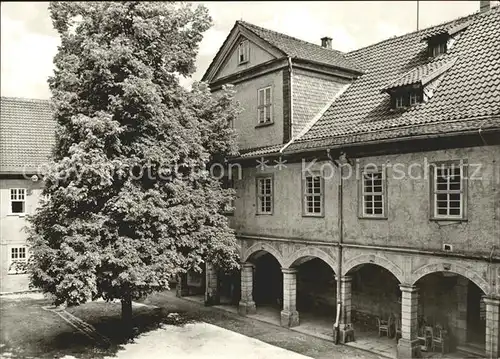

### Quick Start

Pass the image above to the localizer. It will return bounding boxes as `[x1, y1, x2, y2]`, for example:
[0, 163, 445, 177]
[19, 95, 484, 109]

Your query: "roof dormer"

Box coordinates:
[382, 57, 458, 110]
[421, 20, 471, 58]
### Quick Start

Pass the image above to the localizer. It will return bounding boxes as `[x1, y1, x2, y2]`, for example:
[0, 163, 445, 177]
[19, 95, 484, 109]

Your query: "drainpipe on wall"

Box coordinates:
[327, 149, 344, 344]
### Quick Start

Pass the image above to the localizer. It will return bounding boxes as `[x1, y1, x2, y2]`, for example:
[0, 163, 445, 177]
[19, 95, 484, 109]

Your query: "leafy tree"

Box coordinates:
[27, 1, 240, 332]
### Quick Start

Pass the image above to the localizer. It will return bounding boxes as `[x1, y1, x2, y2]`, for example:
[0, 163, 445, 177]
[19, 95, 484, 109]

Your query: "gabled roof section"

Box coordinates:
[202, 21, 285, 84]
[292, 6, 500, 148]
[381, 56, 458, 92]
[237, 21, 363, 74]
[0, 97, 55, 174]
[202, 20, 363, 83]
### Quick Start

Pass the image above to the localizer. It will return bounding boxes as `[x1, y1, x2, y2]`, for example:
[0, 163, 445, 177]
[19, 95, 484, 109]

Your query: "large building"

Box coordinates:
[1, 2, 499, 358]
[190, 2, 500, 359]
[0, 97, 54, 293]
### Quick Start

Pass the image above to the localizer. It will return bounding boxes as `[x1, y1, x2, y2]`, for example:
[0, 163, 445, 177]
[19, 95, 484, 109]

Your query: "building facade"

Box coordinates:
[0, 97, 54, 293]
[193, 3, 500, 358]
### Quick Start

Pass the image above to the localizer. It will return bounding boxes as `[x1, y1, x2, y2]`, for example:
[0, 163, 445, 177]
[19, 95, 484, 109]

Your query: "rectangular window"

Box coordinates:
[409, 92, 420, 105]
[257, 87, 272, 124]
[10, 188, 26, 214]
[431, 161, 467, 220]
[256, 176, 273, 215]
[238, 40, 249, 64]
[395, 95, 405, 109]
[9, 246, 27, 274]
[221, 176, 235, 215]
[432, 42, 446, 57]
[361, 170, 386, 217]
[303, 174, 324, 216]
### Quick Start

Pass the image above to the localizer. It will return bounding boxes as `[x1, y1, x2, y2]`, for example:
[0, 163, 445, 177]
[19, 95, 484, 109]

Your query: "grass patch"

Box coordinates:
[1, 296, 197, 359]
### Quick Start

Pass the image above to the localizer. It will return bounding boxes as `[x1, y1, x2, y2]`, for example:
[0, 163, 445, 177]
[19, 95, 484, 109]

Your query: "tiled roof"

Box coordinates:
[0, 97, 55, 174]
[420, 19, 472, 41]
[382, 56, 458, 91]
[239, 144, 284, 159]
[237, 21, 363, 74]
[295, 7, 500, 146]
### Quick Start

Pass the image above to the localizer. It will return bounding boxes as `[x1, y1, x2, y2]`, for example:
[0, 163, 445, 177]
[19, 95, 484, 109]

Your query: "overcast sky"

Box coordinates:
[1, 1, 494, 99]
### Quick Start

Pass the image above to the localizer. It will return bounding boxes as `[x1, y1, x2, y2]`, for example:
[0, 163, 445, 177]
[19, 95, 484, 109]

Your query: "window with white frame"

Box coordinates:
[257, 87, 272, 124]
[431, 162, 466, 219]
[361, 170, 385, 217]
[395, 95, 405, 109]
[221, 176, 235, 214]
[256, 176, 273, 214]
[431, 42, 447, 57]
[409, 92, 420, 105]
[238, 39, 249, 64]
[10, 188, 26, 214]
[303, 174, 324, 216]
[9, 246, 27, 274]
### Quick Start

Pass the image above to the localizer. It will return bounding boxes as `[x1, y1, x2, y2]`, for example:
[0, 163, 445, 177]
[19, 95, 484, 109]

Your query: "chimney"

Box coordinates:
[321, 36, 332, 49]
[480, 0, 492, 12]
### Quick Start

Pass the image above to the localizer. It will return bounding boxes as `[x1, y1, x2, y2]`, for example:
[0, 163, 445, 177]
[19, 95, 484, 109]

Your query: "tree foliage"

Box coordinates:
[27, 1, 240, 313]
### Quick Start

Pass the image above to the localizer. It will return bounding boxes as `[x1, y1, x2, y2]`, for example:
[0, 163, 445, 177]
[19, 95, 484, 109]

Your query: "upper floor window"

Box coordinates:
[430, 161, 467, 220]
[10, 188, 26, 214]
[392, 89, 422, 109]
[360, 169, 386, 218]
[303, 173, 324, 217]
[430, 42, 447, 57]
[238, 39, 250, 65]
[256, 176, 273, 215]
[395, 95, 405, 109]
[409, 92, 420, 106]
[257, 86, 272, 124]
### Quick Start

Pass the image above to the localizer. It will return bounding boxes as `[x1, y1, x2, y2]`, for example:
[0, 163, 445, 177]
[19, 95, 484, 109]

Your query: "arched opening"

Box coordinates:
[218, 267, 240, 306]
[250, 250, 283, 309]
[415, 272, 486, 356]
[347, 263, 401, 358]
[293, 257, 336, 335]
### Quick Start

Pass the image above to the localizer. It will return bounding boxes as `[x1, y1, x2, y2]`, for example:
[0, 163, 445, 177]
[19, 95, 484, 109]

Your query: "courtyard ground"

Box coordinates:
[0, 291, 376, 359]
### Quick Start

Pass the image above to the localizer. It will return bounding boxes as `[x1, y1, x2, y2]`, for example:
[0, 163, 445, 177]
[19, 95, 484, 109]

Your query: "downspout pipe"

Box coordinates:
[327, 149, 343, 344]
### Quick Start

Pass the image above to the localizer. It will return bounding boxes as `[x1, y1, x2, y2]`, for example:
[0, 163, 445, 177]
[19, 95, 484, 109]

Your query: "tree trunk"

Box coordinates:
[121, 295, 133, 338]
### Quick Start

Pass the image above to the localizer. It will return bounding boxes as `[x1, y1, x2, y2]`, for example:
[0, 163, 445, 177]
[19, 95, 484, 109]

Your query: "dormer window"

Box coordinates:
[391, 88, 422, 110]
[430, 41, 447, 57]
[238, 39, 249, 64]
[395, 95, 405, 109]
[409, 92, 420, 106]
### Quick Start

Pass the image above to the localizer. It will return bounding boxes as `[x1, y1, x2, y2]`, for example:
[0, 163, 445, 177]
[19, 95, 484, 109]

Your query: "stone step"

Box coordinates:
[456, 343, 485, 358]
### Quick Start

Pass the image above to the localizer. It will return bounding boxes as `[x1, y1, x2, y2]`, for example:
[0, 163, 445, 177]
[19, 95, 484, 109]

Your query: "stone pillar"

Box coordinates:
[204, 263, 220, 306]
[176, 273, 189, 297]
[336, 275, 354, 343]
[238, 262, 256, 315]
[455, 276, 468, 345]
[281, 268, 299, 327]
[484, 297, 500, 359]
[397, 285, 421, 359]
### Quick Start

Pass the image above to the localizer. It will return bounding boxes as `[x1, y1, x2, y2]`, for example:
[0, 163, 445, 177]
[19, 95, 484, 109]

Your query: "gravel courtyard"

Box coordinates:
[104, 321, 311, 359]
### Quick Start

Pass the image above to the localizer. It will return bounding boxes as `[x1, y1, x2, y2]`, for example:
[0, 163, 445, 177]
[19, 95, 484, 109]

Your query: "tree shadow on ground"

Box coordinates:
[1, 297, 198, 359]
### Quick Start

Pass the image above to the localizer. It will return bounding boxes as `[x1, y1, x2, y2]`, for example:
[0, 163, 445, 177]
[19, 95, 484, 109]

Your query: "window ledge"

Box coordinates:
[430, 217, 467, 223]
[255, 122, 274, 129]
[302, 213, 325, 218]
[358, 215, 388, 220]
[256, 212, 273, 216]
[7, 213, 26, 218]
[8, 271, 27, 275]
